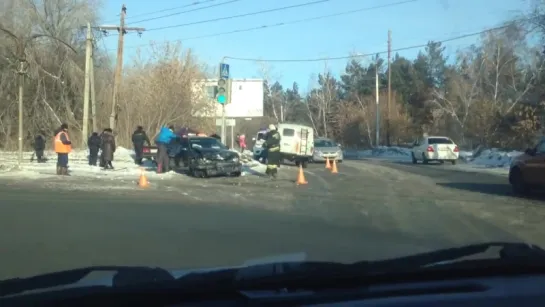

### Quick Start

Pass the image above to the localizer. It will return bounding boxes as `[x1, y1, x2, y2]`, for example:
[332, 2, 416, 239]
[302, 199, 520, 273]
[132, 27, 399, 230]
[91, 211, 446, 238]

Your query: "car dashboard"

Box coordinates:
[164, 274, 545, 306]
[7, 272, 543, 306]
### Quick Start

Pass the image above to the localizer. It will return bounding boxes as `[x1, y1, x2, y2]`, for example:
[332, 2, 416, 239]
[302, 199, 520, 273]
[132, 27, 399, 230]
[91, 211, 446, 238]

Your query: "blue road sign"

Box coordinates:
[220, 63, 230, 79]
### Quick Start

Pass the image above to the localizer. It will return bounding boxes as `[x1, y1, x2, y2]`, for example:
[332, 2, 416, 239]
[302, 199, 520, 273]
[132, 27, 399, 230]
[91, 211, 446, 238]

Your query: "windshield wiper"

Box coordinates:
[232, 242, 545, 290]
[351, 241, 545, 270]
[0, 266, 175, 297]
[4, 243, 545, 297]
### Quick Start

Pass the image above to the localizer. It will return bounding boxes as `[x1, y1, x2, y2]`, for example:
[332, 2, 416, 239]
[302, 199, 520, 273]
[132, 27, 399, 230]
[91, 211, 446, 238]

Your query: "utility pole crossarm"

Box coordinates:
[95, 26, 145, 32]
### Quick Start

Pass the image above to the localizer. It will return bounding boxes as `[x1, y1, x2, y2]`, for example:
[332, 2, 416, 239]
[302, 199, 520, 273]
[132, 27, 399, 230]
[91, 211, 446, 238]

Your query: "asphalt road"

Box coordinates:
[0, 159, 544, 280]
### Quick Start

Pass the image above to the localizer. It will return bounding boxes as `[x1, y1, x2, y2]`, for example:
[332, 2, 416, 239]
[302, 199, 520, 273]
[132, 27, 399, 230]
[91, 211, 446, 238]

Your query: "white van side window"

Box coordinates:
[283, 128, 295, 137]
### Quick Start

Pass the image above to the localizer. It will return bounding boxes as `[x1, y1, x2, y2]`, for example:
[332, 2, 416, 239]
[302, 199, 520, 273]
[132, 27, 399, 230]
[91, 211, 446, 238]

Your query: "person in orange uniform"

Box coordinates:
[54, 123, 72, 175]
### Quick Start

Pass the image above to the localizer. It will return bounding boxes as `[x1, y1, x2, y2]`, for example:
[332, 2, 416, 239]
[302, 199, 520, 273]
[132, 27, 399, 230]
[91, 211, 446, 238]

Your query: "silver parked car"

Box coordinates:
[312, 138, 343, 163]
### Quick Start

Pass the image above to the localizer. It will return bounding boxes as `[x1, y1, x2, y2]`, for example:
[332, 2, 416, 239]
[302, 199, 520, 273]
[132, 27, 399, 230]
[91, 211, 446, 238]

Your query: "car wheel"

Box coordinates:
[301, 160, 309, 168]
[411, 153, 417, 164]
[231, 171, 242, 177]
[510, 168, 528, 195]
[421, 153, 429, 164]
[451, 159, 457, 165]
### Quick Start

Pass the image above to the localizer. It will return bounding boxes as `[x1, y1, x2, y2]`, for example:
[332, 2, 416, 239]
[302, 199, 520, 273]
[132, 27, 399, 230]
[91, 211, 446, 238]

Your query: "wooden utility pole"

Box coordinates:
[17, 60, 26, 165]
[387, 29, 392, 146]
[375, 56, 380, 147]
[90, 53, 97, 133]
[82, 22, 92, 146]
[97, 4, 144, 131]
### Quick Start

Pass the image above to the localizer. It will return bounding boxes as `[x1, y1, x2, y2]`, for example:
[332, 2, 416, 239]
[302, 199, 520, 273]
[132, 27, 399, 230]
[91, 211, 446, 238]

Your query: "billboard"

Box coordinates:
[192, 79, 264, 118]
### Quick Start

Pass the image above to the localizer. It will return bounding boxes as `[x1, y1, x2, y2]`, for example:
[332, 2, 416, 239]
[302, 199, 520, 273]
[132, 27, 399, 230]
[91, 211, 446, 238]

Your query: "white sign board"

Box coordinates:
[216, 118, 235, 126]
[192, 79, 264, 118]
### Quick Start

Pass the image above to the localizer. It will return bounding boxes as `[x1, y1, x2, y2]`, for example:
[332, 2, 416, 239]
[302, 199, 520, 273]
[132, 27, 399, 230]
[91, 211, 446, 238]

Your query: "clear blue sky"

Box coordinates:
[99, 0, 526, 92]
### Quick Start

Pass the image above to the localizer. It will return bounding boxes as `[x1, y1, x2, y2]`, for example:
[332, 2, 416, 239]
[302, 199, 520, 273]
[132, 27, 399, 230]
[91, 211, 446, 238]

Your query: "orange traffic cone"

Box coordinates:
[138, 168, 149, 188]
[331, 159, 338, 174]
[296, 165, 308, 185]
[325, 157, 331, 169]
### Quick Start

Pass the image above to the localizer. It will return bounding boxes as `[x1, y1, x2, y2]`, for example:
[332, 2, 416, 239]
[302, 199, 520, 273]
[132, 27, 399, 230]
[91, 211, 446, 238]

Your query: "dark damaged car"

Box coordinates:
[175, 136, 242, 178]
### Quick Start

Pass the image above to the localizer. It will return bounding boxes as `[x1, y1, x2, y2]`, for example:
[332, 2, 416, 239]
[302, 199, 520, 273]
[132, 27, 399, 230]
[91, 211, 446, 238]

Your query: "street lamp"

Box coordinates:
[0, 24, 77, 167]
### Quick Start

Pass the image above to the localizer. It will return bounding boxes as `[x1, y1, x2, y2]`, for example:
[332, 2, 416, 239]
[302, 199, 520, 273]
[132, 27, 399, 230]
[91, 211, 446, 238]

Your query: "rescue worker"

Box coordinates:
[131, 126, 151, 165]
[87, 132, 101, 166]
[54, 123, 71, 175]
[100, 128, 116, 169]
[33, 131, 46, 163]
[155, 125, 177, 173]
[261, 124, 281, 179]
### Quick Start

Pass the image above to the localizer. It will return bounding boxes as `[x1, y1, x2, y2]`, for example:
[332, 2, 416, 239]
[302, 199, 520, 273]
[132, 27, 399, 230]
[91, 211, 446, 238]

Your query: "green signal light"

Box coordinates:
[217, 95, 226, 104]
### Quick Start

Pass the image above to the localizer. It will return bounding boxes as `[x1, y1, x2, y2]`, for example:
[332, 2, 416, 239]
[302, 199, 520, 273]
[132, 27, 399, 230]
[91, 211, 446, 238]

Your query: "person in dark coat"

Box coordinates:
[131, 126, 151, 165]
[87, 132, 101, 166]
[261, 124, 281, 179]
[33, 131, 46, 163]
[100, 128, 116, 169]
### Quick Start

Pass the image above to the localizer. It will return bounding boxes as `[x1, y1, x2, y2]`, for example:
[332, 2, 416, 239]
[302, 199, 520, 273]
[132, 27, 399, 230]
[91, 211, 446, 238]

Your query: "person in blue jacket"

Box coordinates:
[155, 125, 177, 173]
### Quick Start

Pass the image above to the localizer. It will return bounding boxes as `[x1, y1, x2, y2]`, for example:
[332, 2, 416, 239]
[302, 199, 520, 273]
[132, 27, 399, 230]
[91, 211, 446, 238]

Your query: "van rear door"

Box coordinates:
[280, 126, 313, 156]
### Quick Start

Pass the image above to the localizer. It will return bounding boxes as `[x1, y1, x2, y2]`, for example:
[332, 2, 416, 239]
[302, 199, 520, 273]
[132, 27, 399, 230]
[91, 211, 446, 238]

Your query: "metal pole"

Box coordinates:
[221, 104, 226, 145]
[230, 124, 234, 149]
[375, 62, 380, 147]
[18, 61, 24, 166]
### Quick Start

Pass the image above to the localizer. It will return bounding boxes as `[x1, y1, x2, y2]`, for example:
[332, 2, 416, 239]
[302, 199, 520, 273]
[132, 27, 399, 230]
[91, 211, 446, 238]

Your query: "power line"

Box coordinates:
[144, 0, 331, 32]
[126, 0, 241, 25]
[224, 23, 520, 62]
[104, 0, 217, 23]
[120, 0, 418, 50]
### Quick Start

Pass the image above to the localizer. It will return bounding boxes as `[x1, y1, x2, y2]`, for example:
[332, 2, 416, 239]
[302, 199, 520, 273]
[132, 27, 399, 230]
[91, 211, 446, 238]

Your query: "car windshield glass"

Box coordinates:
[9, 9, 544, 286]
[428, 137, 453, 144]
[190, 138, 227, 149]
[315, 140, 336, 147]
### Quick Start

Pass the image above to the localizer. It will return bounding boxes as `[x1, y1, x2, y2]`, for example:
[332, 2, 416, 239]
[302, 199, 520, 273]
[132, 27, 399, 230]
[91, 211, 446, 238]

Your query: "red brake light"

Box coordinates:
[426, 146, 434, 152]
[143, 148, 150, 153]
[453, 146, 459, 152]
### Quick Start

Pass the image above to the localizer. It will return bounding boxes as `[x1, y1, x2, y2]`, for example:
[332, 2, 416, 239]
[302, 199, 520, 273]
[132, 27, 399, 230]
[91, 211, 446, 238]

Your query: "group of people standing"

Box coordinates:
[87, 128, 117, 169]
[33, 123, 127, 175]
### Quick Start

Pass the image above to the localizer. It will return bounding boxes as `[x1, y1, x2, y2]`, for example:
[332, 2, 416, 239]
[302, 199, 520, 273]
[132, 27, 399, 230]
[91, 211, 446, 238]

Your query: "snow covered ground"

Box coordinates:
[0, 147, 267, 181]
[343, 146, 524, 176]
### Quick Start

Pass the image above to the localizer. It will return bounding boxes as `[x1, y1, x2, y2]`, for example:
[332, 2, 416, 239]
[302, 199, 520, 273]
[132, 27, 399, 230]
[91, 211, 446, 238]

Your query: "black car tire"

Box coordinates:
[231, 171, 242, 177]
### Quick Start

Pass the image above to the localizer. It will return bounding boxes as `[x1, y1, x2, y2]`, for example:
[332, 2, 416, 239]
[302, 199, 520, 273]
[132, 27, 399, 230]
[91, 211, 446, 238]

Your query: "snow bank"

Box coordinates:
[0, 146, 266, 179]
[342, 146, 524, 175]
[343, 146, 411, 161]
[462, 148, 523, 169]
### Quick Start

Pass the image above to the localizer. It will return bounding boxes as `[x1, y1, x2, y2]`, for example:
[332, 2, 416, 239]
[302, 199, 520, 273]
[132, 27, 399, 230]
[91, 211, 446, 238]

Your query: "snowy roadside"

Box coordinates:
[0, 147, 267, 181]
[342, 146, 523, 176]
